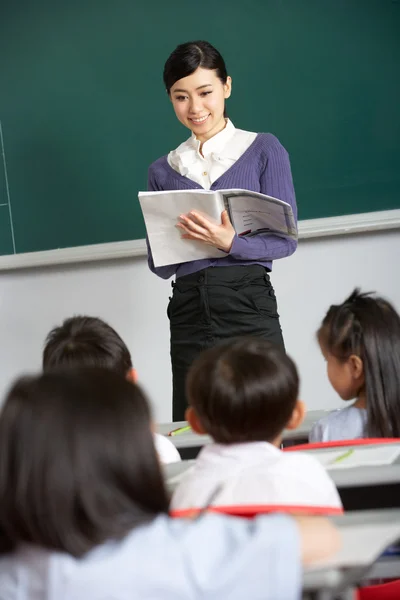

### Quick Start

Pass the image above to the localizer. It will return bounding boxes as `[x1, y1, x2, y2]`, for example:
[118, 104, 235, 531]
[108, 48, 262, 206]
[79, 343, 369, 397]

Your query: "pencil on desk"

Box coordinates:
[168, 425, 191, 436]
[330, 448, 354, 465]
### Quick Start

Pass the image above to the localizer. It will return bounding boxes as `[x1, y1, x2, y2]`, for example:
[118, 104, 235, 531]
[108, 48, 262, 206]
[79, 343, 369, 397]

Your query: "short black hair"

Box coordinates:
[318, 288, 400, 437]
[0, 368, 169, 557]
[163, 40, 228, 94]
[186, 338, 299, 444]
[43, 316, 132, 377]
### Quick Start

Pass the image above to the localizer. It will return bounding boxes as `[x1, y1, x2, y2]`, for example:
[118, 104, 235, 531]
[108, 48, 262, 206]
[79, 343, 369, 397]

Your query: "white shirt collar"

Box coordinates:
[198, 441, 281, 466]
[189, 119, 236, 157]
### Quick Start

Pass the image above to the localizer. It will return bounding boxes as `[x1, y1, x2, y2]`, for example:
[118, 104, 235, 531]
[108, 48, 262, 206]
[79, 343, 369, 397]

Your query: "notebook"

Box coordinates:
[311, 445, 400, 470]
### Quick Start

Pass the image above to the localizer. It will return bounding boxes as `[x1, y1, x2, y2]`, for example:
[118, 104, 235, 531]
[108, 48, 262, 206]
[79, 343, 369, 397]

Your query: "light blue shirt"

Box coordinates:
[309, 406, 367, 443]
[0, 513, 301, 600]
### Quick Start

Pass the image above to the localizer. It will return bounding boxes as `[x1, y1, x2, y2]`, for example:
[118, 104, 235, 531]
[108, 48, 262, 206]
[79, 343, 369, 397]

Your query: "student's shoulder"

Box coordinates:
[153, 433, 181, 464]
[309, 407, 363, 443]
[280, 448, 331, 478]
[149, 513, 301, 600]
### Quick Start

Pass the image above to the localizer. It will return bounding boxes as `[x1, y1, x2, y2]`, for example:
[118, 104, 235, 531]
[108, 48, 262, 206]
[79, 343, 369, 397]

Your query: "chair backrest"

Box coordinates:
[357, 579, 400, 600]
[283, 439, 400, 452]
[170, 504, 343, 519]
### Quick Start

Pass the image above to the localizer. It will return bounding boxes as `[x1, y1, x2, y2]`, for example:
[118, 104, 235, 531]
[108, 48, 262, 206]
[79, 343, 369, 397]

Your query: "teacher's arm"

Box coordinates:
[228, 135, 298, 261]
[177, 136, 298, 261]
[145, 166, 179, 280]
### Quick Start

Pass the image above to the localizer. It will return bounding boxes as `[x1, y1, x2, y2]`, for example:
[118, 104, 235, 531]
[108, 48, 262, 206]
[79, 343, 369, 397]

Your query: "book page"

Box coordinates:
[310, 445, 400, 470]
[222, 190, 297, 238]
[138, 190, 226, 267]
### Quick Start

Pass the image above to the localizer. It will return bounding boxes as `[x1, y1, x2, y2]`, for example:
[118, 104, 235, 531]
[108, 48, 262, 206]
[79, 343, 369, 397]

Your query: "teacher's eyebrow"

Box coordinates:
[172, 84, 213, 93]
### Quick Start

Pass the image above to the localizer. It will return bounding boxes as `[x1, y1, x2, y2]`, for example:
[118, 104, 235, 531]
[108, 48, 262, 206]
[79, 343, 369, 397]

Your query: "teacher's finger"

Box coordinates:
[187, 211, 216, 228]
[178, 217, 209, 236]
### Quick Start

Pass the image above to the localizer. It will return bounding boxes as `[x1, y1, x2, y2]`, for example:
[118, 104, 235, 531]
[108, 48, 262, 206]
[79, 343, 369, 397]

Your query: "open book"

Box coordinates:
[138, 189, 297, 268]
[311, 445, 400, 470]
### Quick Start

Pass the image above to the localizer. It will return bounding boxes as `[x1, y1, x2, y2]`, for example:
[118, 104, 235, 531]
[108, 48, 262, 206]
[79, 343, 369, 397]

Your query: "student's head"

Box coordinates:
[185, 338, 304, 444]
[318, 288, 400, 437]
[163, 40, 231, 142]
[0, 368, 169, 557]
[43, 316, 136, 382]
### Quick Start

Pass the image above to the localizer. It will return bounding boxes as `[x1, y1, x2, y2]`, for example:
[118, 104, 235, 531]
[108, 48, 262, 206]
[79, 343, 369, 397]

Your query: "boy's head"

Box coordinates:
[186, 337, 304, 445]
[43, 316, 136, 382]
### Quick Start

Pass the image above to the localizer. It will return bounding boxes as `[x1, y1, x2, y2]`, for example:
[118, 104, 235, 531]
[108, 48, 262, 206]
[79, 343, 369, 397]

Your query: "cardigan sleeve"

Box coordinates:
[228, 135, 298, 262]
[145, 164, 179, 280]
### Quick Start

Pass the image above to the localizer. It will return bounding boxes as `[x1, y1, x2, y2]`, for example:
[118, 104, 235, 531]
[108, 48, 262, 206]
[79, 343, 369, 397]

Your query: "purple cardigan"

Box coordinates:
[146, 133, 298, 280]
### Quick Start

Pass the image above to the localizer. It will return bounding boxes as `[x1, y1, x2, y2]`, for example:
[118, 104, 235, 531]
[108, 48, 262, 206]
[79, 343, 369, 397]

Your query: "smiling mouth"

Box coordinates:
[189, 114, 210, 125]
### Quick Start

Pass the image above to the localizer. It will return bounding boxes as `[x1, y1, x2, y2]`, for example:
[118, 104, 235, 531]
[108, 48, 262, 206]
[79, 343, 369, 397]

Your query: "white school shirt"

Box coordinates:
[0, 513, 301, 600]
[168, 119, 257, 189]
[154, 432, 181, 464]
[171, 441, 342, 511]
[309, 406, 368, 443]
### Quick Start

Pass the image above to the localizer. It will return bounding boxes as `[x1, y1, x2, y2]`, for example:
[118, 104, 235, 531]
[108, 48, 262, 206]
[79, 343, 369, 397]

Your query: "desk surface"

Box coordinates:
[158, 409, 329, 449]
[303, 508, 400, 595]
[295, 442, 400, 489]
[163, 442, 400, 495]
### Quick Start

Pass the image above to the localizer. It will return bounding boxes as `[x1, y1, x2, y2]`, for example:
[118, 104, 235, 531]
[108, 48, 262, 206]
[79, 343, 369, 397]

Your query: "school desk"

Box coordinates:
[158, 409, 329, 459]
[291, 442, 400, 511]
[303, 508, 400, 600]
[163, 442, 400, 512]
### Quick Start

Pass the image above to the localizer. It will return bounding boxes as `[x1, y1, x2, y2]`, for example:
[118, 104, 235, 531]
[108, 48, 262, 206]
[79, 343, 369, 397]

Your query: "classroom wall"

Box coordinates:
[0, 229, 399, 422]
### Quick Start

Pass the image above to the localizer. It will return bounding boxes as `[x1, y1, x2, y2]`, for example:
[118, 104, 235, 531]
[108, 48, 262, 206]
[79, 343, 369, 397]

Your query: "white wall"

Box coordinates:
[0, 229, 399, 422]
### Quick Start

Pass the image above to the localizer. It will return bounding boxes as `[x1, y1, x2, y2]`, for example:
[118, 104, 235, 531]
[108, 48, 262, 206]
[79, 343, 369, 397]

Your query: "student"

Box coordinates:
[309, 288, 400, 443]
[171, 338, 342, 513]
[42, 315, 181, 464]
[0, 369, 340, 600]
[146, 40, 298, 421]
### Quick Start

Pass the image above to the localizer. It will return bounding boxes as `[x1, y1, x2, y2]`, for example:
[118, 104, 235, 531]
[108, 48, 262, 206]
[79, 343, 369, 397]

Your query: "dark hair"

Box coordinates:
[163, 40, 228, 94]
[187, 338, 299, 444]
[0, 368, 169, 557]
[43, 316, 132, 377]
[318, 288, 400, 438]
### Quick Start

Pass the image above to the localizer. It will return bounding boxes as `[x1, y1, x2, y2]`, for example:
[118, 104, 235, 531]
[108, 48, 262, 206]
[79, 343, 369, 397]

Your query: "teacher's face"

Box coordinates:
[169, 67, 231, 143]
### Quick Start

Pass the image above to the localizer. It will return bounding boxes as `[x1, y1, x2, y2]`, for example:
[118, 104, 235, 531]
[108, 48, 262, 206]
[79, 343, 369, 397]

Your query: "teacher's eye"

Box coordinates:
[200, 91, 212, 97]
[175, 95, 187, 102]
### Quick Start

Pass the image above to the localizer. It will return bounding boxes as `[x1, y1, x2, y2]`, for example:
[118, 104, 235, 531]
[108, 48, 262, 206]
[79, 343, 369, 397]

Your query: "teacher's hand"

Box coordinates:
[176, 210, 235, 253]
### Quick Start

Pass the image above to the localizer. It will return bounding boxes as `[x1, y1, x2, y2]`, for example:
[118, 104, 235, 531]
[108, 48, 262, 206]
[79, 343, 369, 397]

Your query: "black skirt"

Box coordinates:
[167, 265, 284, 421]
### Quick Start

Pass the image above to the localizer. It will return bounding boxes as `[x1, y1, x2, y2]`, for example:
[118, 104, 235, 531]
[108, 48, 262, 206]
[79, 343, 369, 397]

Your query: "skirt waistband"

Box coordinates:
[174, 265, 270, 289]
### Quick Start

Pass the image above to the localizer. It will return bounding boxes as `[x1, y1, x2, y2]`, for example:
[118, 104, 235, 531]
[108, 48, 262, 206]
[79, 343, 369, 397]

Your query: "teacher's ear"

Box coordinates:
[224, 75, 232, 99]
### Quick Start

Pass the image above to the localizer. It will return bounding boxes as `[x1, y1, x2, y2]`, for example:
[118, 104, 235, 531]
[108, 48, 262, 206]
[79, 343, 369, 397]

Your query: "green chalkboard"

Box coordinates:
[0, 0, 399, 257]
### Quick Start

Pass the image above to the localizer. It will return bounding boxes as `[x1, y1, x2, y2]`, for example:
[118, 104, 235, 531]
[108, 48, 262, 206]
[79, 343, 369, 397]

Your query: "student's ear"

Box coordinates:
[286, 399, 306, 431]
[349, 355, 364, 381]
[185, 406, 207, 435]
[126, 368, 138, 384]
[224, 76, 232, 99]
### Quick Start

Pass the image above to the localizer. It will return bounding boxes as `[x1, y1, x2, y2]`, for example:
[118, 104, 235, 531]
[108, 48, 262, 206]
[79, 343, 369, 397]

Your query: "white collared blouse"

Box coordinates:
[168, 119, 257, 189]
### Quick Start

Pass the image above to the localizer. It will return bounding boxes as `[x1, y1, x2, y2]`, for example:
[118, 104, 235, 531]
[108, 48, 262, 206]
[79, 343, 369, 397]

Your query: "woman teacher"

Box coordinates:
[146, 41, 298, 421]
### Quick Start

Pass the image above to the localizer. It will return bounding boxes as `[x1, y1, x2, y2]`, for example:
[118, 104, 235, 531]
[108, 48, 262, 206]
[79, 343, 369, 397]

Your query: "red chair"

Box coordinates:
[283, 439, 400, 453]
[357, 579, 400, 600]
[170, 503, 343, 519]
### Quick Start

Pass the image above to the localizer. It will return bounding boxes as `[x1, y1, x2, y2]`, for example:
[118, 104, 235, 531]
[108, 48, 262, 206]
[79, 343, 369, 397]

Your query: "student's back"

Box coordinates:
[171, 441, 341, 511]
[171, 338, 342, 513]
[0, 369, 339, 600]
[0, 513, 301, 600]
[310, 288, 400, 443]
